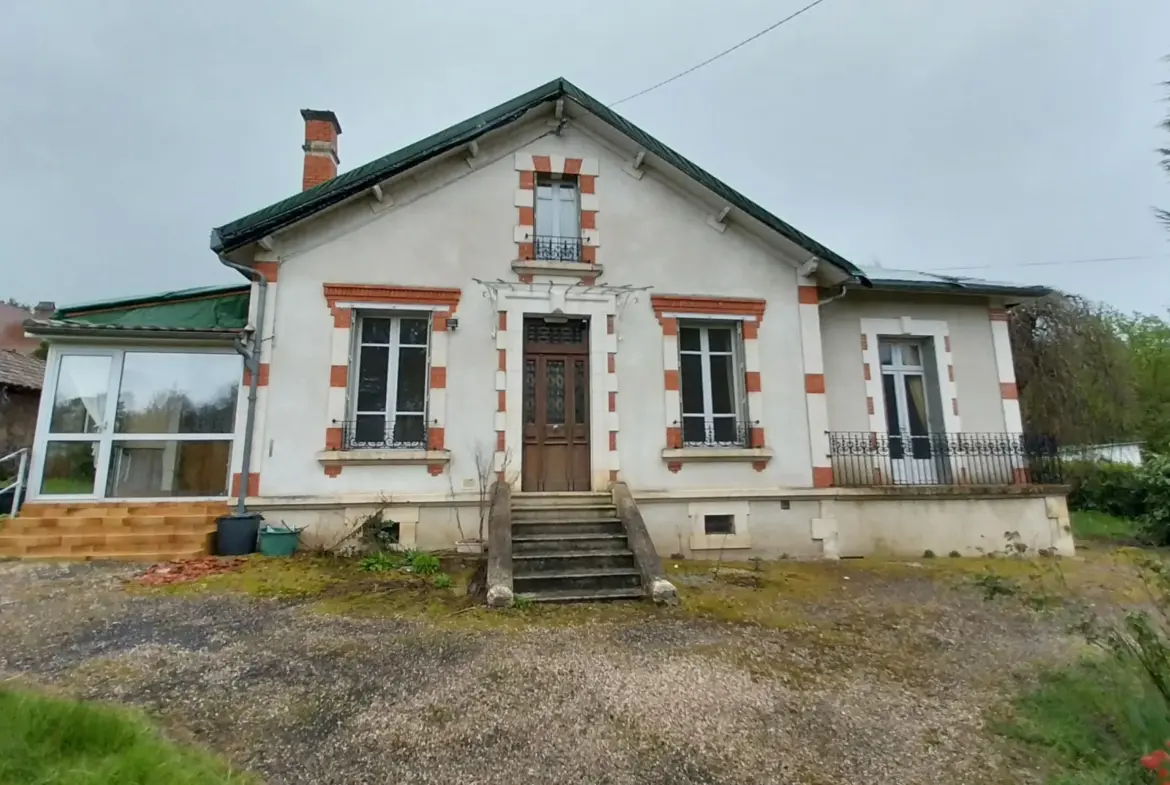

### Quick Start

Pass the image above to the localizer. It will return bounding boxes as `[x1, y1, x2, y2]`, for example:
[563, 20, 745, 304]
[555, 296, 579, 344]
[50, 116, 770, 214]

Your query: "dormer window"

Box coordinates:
[533, 174, 581, 261]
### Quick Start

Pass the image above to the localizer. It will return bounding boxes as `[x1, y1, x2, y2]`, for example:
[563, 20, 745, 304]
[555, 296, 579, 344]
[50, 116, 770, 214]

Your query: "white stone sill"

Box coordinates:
[315, 449, 451, 467]
[661, 447, 774, 463]
[511, 260, 603, 278]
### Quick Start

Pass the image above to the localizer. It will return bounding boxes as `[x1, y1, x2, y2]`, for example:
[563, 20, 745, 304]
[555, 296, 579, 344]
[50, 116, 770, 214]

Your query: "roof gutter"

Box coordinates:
[866, 281, 1052, 299]
[22, 322, 243, 342]
[219, 256, 268, 516]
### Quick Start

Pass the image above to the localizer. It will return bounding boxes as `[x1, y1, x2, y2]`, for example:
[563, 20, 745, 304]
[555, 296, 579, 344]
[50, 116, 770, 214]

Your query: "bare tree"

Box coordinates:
[449, 442, 513, 549]
[1009, 293, 1138, 445]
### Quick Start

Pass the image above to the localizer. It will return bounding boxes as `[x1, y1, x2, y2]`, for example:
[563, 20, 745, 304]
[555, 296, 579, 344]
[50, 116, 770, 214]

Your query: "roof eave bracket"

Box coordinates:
[706, 205, 732, 233]
[797, 257, 820, 278]
[370, 183, 394, 211]
[622, 150, 646, 180]
[465, 140, 480, 169]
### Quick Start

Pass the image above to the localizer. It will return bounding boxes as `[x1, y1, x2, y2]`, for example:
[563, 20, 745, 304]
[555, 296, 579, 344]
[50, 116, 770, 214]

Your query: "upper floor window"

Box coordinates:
[678, 322, 750, 447]
[348, 314, 430, 449]
[534, 174, 581, 262]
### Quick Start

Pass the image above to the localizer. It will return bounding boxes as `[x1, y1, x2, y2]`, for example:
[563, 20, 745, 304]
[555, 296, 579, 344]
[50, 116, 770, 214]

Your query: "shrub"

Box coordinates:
[404, 551, 441, 576]
[1064, 455, 1170, 543]
[432, 573, 453, 589]
[357, 552, 401, 573]
[1138, 455, 1170, 545]
[1066, 460, 1146, 519]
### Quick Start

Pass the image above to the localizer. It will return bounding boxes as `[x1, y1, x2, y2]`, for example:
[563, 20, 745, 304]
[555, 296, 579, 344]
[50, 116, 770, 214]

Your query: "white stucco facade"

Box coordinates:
[21, 100, 1072, 561]
[253, 122, 818, 505]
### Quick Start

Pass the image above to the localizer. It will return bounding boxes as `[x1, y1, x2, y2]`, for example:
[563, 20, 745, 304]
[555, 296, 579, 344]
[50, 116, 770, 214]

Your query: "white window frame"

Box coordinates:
[349, 312, 432, 448]
[29, 345, 241, 502]
[677, 321, 748, 446]
[534, 174, 580, 238]
[878, 337, 940, 484]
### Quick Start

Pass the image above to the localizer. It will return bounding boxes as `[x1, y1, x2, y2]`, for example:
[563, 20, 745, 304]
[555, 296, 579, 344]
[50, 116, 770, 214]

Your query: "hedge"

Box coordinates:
[1066, 455, 1170, 544]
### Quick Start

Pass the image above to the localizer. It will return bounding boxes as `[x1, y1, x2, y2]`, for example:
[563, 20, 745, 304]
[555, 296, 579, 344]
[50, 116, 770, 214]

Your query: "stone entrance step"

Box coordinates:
[509, 492, 643, 603]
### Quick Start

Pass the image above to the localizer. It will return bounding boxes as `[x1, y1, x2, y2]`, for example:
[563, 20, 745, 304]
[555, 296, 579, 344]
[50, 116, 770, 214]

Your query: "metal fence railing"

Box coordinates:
[331, 419, 428, 451]
[827, 431, 1063, 487]
[1, 448, 30, 516]
[531, 235, 583, 262]
[672, 418, 759, 449]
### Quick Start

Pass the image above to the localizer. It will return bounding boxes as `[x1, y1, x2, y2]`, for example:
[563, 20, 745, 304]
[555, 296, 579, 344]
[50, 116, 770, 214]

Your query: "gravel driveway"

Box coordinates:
[0, 557, 1094, 784]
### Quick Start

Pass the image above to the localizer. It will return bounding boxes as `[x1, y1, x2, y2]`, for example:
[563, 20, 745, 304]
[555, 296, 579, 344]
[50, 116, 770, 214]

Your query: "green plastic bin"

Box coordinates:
[258, 524, 301, 557]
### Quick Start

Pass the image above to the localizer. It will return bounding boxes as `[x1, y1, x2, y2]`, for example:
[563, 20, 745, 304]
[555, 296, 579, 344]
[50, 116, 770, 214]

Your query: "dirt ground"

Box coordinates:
[0, 550, 1142, 784]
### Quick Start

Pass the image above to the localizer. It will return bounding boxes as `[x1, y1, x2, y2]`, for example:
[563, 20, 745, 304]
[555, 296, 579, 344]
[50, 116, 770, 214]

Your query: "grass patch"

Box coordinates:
[1071, 510, 1142, 543]
[0, 686, 252, 784]
[993, 657, 1170, 784]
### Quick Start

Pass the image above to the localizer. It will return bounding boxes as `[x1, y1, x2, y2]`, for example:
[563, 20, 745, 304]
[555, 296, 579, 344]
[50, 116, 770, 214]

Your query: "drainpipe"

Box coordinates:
[219, 254, 267, 515]
[818, 283, 850, 306]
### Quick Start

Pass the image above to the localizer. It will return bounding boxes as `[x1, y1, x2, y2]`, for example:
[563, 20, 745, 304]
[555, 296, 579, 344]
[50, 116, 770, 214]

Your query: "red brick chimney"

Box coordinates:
[300, 109, 342, 191]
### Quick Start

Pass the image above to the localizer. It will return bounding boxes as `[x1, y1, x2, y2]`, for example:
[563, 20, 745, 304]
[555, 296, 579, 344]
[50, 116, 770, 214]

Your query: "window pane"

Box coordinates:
[546, 360, 565, 424]
[40, 442, 97, 495]
[399, 318, 429, 346]
[115, 353, 239, 435]
[357, 346, 389, 411]
[535, 186, 555, 235]
[879, 341, 893, 366]
[679, 327, 701, 352]
[904, 375, 930, 436]
[882, 373, 904, 459]
[704, 514, 735, 535]
[901, 343, 922, 366]
[523, 358, 536, 424]
[105, 440, 230, 497]
[680, 354, 704, 415]
[557, 184, 579, 236]
[709, 355, 735, 415]
[682, 416, 707, 445]
[573, 360, 586, 425]
[50, 355, 110, 434]
[712, 416, 740, 444]
[361, 318, 391, 344]
[707, 328, 732, 353]
[395, 347, 427, 414]
[393, 415, 426, 445]
[355, 414, 388, 446]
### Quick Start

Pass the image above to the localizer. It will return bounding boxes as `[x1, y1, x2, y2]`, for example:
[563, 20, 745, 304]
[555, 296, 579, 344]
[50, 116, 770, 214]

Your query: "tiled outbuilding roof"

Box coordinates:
[0, 349, 45, 390]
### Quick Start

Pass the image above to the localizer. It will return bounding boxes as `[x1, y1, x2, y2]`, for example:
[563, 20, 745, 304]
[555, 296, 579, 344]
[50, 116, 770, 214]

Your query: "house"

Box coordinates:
[0, 301, 53, 354]
[5, 78, 1074, 568]
[0, 349, 45, 456]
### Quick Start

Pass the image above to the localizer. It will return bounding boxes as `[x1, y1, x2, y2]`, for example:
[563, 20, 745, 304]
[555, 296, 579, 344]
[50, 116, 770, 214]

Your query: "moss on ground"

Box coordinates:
[132, 547, 1154, 636]
[135, 554, 659, 631]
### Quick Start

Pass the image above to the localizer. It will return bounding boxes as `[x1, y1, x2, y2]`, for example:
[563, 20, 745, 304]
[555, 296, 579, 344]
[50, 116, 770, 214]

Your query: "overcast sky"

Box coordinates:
[2, 0, 1167, 314]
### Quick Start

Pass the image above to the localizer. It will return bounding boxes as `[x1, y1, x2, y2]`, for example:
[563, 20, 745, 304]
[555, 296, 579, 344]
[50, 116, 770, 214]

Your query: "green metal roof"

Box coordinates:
[210, 77, 868, 283]
[857, 266, 1051, 299]
[49, 284, 250, 331]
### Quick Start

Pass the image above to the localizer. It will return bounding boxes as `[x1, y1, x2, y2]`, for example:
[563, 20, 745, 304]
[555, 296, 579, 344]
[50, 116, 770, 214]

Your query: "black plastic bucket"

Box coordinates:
[215, 513, 262, 556]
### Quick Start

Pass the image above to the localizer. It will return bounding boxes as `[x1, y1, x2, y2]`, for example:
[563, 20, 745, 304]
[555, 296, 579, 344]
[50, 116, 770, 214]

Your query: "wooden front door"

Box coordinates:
[522, 317, 591, 491]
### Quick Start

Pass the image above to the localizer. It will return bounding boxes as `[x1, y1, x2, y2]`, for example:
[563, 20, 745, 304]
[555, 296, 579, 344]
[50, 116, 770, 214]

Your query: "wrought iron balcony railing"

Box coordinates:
[672, 418, 758, 449]
[531, 234, 583, 262]
[333, 418, 428, 451]
[827, 431, 1063, 487]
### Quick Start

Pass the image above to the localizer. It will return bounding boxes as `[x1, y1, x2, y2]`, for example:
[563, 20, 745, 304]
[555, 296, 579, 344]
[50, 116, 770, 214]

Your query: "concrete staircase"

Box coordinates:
[0, 502, 227, 561]
[511, 492, 643, 603]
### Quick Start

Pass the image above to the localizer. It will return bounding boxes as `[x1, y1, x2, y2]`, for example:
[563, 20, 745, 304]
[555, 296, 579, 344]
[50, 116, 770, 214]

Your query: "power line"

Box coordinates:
[608, 0, 833, 108]
[931, 254, 1170, 272]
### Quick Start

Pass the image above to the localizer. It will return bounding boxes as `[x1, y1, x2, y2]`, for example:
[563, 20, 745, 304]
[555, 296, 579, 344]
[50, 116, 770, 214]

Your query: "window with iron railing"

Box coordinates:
[344, 314, 430, 449]
[677, 322, 752, 447]
[533, 174, 581, 262]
